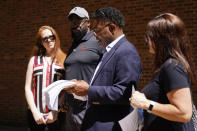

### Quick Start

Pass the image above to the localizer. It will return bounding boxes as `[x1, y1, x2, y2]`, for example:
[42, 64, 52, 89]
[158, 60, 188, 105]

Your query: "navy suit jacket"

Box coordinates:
[81, 36, 142, 131]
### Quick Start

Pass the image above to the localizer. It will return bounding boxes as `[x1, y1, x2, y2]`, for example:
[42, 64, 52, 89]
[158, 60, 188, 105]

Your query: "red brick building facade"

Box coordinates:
[0, 0, 197, 126]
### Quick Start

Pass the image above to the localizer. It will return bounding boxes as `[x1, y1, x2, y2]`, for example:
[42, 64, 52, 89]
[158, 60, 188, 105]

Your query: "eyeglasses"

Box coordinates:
[41, 35, 55, 43]
[93, 23, 111, 35]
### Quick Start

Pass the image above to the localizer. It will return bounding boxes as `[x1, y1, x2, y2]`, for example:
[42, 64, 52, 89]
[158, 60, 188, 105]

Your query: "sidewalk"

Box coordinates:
[0, 125, 27, 131]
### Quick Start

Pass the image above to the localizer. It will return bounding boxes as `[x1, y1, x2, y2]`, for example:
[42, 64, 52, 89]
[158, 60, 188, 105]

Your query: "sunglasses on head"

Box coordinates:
[95, 9, 106, 17]
[41, 35, 56, 43]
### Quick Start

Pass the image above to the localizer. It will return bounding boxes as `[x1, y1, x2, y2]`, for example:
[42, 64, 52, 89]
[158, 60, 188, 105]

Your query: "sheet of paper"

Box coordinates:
[119, 108, 139, 131]
[119, 85, 139, 131]
[43, 80, 87, 111]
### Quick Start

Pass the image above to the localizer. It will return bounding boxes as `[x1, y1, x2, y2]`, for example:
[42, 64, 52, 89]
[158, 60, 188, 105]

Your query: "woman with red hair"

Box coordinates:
[25, 25, 66, 131]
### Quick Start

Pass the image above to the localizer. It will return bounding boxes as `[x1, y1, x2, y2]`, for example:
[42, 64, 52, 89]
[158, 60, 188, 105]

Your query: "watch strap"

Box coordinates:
[147, 100, 155, 113]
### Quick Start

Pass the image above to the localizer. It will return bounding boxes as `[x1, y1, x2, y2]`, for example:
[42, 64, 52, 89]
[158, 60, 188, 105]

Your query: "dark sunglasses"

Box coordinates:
[41, 35, 55, 43]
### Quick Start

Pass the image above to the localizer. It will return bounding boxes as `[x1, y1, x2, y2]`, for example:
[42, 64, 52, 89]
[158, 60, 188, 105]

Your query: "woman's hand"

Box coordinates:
[45, 111, 58, 124]
[130, 88, 193, 123]
[25, 57, 46, 125]
[130, 91, 150, 110]
[32, 111, 46, 125]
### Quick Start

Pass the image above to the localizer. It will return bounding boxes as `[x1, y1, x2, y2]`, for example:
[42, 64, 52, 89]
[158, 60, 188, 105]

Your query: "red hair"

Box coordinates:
[31, 25, 66, 67]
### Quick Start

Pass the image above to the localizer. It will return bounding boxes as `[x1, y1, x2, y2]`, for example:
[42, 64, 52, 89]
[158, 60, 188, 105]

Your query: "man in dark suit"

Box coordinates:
[65, 7, 142, 131]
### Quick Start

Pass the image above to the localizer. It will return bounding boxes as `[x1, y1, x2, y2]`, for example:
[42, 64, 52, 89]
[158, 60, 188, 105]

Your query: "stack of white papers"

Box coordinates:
[43, 80, 87, 111]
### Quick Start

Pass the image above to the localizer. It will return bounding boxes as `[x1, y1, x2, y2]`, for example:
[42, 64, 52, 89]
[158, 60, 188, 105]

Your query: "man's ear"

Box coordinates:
[108, 23, 116, 35]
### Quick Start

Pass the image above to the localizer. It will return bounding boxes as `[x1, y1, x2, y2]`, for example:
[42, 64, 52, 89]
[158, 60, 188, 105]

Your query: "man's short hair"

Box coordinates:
[92, 7, 125, 28]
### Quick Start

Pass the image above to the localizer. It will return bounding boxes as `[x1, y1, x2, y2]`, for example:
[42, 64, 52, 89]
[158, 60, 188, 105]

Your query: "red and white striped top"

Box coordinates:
[32, 56, 64, 113]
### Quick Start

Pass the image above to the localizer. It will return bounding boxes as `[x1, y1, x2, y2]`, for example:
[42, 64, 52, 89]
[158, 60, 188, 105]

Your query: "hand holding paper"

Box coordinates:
[73, 80, 89, 96]
[62, 79, 89, 96]
[43, 80, 87, 111]
[63, 79, 77, 94]
[130, 87, 149, 110]
[119, 85, 144, 131]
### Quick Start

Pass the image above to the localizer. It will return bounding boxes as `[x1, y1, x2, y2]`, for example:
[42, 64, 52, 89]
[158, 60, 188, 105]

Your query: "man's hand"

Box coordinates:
[73, 80, 89, 96]
[63, 79, 76, 94]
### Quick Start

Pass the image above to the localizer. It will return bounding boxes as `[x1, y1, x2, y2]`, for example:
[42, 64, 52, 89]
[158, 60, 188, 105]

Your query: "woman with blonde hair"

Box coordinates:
[25, 25, 66, 131]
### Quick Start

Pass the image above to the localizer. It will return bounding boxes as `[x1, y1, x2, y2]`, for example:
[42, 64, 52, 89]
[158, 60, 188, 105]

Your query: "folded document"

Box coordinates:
[43, 80, 87, 111]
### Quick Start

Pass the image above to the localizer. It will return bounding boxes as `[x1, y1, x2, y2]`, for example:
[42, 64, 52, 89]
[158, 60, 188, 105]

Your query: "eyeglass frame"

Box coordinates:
[93, 23, 111, 35]
[93, 9, 113, 35]
[41, 35, 56, 43]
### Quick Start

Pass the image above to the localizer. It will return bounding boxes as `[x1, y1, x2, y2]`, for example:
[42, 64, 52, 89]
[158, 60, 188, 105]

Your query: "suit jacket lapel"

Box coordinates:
[91, 36, 127, 84]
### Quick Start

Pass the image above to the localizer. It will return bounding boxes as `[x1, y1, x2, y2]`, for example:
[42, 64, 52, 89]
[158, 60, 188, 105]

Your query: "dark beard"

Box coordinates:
[71, 27, 88, 42]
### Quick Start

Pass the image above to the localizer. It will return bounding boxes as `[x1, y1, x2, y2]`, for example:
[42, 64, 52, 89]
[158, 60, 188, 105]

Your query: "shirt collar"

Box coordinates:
[105, 34, 125, 52]
[82, 31, 94, 41]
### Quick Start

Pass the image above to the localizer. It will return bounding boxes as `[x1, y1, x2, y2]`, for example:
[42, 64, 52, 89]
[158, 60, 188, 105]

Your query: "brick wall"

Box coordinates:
[0, 0, 196, 126]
